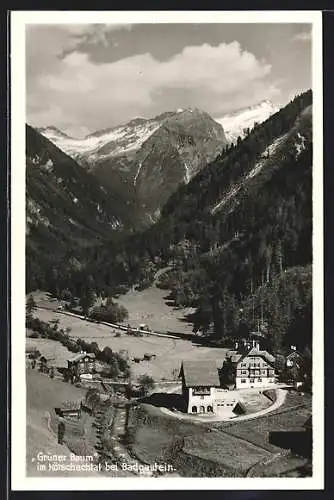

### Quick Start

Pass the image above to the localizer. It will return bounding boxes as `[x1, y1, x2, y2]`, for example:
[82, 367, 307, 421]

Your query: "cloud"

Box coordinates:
[291, 31, 312, 42]
[27, 30, 281, 136]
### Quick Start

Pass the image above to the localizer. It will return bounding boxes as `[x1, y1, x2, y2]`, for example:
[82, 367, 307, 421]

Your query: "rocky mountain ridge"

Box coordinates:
[39, 107, 227, 221]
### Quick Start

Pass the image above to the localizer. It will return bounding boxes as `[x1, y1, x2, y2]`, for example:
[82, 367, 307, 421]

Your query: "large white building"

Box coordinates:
[226, 340, 276, 389]
[179, 361, 242, 415]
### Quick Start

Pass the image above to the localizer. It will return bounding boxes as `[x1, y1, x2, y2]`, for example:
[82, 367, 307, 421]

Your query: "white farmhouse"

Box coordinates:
[179, 361, 242, 415]
[226, 340, 276, 389]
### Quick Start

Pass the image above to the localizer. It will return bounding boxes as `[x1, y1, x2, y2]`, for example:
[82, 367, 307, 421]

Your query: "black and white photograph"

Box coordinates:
[10, 10, 323, 490]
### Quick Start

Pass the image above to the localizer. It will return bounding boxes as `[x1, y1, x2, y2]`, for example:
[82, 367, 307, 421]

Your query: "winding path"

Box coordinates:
[159, 388, 287, 423]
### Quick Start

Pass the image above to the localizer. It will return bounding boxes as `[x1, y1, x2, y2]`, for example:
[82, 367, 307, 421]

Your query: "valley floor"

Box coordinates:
[31, 306, 228, 381]
[25, 289, 312, 479]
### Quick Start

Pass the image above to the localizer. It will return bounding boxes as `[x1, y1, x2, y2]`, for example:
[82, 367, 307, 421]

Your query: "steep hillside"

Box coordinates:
[26, 124, 135, 290]
[215, 99, 279, 144]
[81, 91, 313, 352]
[30, 91, 313, 355]
[39, 108, 227, 222]
[133, 108, 227, 218]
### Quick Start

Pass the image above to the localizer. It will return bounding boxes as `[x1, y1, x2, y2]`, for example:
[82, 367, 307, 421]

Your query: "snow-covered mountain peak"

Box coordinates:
[39, 117, 162, 161]
[215, 99, 279, 144]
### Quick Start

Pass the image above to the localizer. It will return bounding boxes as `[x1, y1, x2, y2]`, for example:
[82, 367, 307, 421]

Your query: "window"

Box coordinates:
[193, 387, 210, 396]
[241, 370, 247, 374]
[199, 405, 205, 413]
[241, 363, 247, 367]
[250, 378, 255, 383]
[192, 406, 197, 413]
[261, 370, 266, 375]
[241, 379, 246, 383]
[258, 378, 262, 382]
[207, 405, 213, 413]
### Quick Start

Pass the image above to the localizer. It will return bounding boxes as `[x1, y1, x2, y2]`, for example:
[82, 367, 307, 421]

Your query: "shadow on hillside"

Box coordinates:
[141, 392, 185, 412]
[269, 430, 312, 459]
[163, 292, 182, 310]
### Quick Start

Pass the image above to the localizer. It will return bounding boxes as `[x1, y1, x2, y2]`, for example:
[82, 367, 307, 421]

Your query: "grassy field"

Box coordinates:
[33, 306, 228, 381]
[31, 286, 196, 334]
[26, 337, 72, 369]
[116, 286, 196, 334]
[127, 390, 312, 477]
[182, 433, 272, 473]
[238, 390, 273, 414]
[128, 403, 273, 477]
[213, 391, 312, 454]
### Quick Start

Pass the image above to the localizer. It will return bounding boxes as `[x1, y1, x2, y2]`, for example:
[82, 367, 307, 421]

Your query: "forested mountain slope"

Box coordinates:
[29, 91, 313, 353]
[26, 124, 136, 290]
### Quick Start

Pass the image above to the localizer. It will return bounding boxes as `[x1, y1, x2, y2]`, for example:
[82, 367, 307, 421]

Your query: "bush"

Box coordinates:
[90, 301, 129, 324]
[137, 374, 155, 395]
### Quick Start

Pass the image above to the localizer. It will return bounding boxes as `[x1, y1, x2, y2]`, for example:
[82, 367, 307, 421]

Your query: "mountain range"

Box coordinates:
[26, 124, 138, 289]
[37, 100, 278, 219]
[39, 107, 228, 222]
[26, 90, 313, 356]
[215, 99, 279, 143]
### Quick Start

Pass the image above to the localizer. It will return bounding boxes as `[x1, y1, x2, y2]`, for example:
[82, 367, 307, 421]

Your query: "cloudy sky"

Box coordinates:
[26, 23, 312, 137]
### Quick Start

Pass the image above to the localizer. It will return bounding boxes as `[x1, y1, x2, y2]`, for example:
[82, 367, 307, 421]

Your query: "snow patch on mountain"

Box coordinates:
[133, 161, 143, 186]
[183, 162, 191, 184]
[246, 134, 288, 180]
[215, 99, 279, 144]
[295, 132, 306, 158]
[39, 119, 161, 161]
[211, 133, 288, 216]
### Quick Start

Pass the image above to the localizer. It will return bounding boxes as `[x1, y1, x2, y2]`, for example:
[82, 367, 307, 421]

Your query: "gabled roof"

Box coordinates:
[286, 350, 303, 359]
[180, 361, 220, 387]
[59, 400, 81, 411]
[68, 352, 96, 363]
[247, 347, 275, 363]
[226, 347, 275, 365]
[226, 350, 243, 363]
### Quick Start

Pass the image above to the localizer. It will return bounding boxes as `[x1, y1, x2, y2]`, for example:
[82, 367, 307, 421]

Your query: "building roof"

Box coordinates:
[227, 350, 243, 363]
[59, 400, 81, 411]
[180, 361, 220, 387]
[227, 347, 275, 365]
[68, 352, 96, 363]
[286, 350, 303, 359]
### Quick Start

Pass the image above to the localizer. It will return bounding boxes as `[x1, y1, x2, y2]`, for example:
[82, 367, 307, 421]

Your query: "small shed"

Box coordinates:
[67, 352, 96, 376]
[286, 349, 303, 368]
[56, 400, 82, 420]
[143, 352, 156, 361]
[25, 346, 40, 359]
